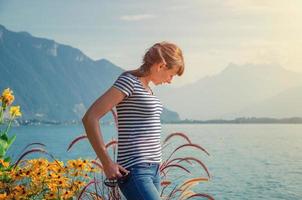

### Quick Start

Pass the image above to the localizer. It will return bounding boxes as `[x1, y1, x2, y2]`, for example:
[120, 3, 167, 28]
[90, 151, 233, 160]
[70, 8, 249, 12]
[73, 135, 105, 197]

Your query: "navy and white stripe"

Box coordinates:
[113, 72, 163, 169]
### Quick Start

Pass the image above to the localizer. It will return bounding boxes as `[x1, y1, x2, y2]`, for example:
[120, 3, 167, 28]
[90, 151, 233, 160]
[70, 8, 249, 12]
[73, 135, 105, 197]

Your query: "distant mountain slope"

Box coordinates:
[157, 63, 302, 120]
[0, 24, 180, 122]
[229, 86, 302, 118]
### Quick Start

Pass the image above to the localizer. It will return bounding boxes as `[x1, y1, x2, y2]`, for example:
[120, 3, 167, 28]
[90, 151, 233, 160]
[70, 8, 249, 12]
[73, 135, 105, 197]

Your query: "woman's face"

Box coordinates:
[150, 64, 179, 85]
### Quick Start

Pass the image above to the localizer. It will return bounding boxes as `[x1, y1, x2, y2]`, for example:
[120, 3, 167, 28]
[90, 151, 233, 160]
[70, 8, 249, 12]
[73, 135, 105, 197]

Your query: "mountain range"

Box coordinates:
[0, 24, 180, 122]
[156, 63, 302, 120]
[1, 24, 301, 121]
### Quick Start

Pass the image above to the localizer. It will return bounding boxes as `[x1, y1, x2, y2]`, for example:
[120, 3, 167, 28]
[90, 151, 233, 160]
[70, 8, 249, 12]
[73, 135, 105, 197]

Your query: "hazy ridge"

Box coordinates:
[0, 24, 180, 122]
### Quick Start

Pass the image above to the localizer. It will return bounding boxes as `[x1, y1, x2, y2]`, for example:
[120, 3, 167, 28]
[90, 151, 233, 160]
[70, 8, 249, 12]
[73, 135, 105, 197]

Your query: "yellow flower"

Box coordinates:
[28, 158, 49, 168]
[48, 161, 66, 174]
[0, 159, 10, 168]
[73, 180, 86, 188]
[9, 105, 22, 118]
[68, 159, 84, 169]
[0, 193, 7, 200]
[83, 173, 90, 179]
[51, 175, 70, 188]
[10, 169, 25, 180]
[1, 88, 14, 107]
[2, 158, 96, 199]
[44, 192, 57, 199]
[47, 182, 59, 192]
[61, 189, 73, 199]
[11, 185, 27, 199]
[31, 169, 48, 182]
[88, 166, 98, 172]
[2, 88, 13, 96]
[0, 182, 5, 189]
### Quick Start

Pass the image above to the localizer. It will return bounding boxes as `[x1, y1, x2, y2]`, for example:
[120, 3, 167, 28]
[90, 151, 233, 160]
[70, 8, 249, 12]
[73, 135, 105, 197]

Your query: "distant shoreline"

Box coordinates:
[163, 117, 302, 124]
[13, 117, 302, 126]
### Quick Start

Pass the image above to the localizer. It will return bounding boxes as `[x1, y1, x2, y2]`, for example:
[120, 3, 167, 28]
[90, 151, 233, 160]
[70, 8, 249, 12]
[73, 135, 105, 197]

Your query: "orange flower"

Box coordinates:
[1, 88, 14, 107]
[0, 159, 10, 168]
[0, 193, 7, 200]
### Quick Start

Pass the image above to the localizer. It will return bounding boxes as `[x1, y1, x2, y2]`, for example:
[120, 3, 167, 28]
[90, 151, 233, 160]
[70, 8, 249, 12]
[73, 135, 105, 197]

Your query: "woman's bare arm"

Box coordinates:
[82, 87, 129, 179]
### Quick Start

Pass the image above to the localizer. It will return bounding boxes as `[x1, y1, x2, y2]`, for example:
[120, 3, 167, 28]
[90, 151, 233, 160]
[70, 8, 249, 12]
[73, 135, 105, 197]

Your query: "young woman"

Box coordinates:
[82, 42, 184, 200]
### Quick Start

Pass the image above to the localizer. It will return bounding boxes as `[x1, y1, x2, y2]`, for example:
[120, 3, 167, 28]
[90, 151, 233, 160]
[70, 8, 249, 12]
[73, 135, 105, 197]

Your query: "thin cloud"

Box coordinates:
[120, 14, 156, 21]
[166, 4, 191, 11]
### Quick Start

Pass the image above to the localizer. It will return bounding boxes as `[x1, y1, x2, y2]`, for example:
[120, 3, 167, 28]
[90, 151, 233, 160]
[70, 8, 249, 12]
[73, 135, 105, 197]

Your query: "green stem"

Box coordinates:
[4, 117, 14, 134]
[0, 106, 3, 125]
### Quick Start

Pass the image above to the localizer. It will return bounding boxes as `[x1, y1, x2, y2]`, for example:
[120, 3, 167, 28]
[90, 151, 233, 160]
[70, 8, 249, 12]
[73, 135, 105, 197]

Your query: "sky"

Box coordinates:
[0, 0, 301, 86]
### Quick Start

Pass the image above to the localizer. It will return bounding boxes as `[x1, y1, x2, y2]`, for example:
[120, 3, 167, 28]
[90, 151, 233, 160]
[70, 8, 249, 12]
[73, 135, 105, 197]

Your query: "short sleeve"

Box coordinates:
[113, 73, 135, 97]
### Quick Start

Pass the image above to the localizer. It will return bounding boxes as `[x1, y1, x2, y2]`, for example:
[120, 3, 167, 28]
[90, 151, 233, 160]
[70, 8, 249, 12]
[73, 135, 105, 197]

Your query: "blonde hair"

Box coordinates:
[130, 41, 184, 77]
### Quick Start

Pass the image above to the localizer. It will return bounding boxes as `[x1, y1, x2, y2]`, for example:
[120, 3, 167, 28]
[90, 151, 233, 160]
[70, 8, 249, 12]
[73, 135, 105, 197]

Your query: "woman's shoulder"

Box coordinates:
[118, 71, 138, 82]
[114, 71, 140, 89]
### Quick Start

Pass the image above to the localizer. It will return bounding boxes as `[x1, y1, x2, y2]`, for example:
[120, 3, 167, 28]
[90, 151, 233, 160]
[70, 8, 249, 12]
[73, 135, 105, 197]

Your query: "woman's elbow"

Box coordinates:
[82, 111, 98, 125]
[82, 111, 92, 125]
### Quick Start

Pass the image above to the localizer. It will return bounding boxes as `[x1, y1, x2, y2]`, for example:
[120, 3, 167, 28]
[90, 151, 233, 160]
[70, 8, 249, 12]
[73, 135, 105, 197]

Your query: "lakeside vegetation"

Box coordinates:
[1, 88, 213, 199]
[163, 117, 302, 124]
[14, 117, 302, 126]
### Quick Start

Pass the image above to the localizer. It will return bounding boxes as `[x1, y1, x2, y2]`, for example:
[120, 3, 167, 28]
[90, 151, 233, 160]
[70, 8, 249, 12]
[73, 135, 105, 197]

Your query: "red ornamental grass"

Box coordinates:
[20, 142, 46, 153]
[169, 143, 210, 159]
[163, 132, 192, 145]
[178, 177, 209, 193]
[91, 160, 103, 170]
[13, 147, 58, 168]
[160, 163, 191, 175]
[74, 133, 213, 199]
[186, 194, 215, 200]
[67, 134, 87, 152]
[67, 115, 214, 199]
[67, 109, 117, 152]
[78, 180, 99, 200]
[105, 139, 118, 149]
[163, 157, 210, 179]
[161, 180, 172, 186]
[159, 132, 213, 200]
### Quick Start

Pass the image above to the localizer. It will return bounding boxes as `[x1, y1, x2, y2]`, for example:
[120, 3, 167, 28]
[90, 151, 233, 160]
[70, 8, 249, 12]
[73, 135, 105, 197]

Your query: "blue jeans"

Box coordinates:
[118, 162, 161, 200]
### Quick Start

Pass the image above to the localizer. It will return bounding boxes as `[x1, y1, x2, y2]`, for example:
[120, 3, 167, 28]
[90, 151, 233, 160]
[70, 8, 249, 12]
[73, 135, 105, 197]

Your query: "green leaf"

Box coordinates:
[7, 134, 16, 149]
[1, 173, 11, 182]
[0, 139, 8, 151]
[0, 145, 5, 158]
[0, 133, 9, 142]
[6, 165, 13, 171]
[4, 156, 11, 163]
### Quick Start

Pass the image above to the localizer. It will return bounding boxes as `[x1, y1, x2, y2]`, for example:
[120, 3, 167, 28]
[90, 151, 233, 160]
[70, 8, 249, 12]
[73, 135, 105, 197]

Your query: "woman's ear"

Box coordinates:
[158, 62, 166, 71]
[158, 65, 162, 71]
[155, 63, 162, 72]
[152, 62, 165, 72]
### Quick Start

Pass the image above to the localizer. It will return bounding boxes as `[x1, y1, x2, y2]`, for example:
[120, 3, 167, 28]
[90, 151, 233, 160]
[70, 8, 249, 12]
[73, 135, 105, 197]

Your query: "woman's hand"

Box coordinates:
[103, 161, 130, 179]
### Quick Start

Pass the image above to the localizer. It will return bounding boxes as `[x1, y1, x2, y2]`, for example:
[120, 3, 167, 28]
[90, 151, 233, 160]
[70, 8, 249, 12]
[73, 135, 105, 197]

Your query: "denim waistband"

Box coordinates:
[129, 162, 160, 175]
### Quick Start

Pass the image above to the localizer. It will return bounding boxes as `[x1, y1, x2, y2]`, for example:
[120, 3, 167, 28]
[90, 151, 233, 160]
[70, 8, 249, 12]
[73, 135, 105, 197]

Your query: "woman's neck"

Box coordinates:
[139, 76, 151, 87]
[128, 68, 152, 88]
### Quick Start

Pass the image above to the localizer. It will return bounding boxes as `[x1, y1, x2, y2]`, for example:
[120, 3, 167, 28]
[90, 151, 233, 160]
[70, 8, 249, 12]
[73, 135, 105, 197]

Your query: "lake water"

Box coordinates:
[8, 124, 302, 200]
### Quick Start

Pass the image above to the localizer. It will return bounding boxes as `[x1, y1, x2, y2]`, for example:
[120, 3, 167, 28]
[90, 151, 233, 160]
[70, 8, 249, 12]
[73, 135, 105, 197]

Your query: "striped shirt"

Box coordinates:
[113, 72, 163, 169]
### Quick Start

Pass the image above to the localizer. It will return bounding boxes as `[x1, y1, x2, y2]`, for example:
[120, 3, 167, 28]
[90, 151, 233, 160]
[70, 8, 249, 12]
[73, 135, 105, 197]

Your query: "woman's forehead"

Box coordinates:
[169, 66, 181, 74]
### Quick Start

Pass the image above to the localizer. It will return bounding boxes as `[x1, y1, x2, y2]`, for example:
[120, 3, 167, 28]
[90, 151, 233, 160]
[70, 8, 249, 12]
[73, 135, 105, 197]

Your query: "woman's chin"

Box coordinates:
[153, 81, 162, 85]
